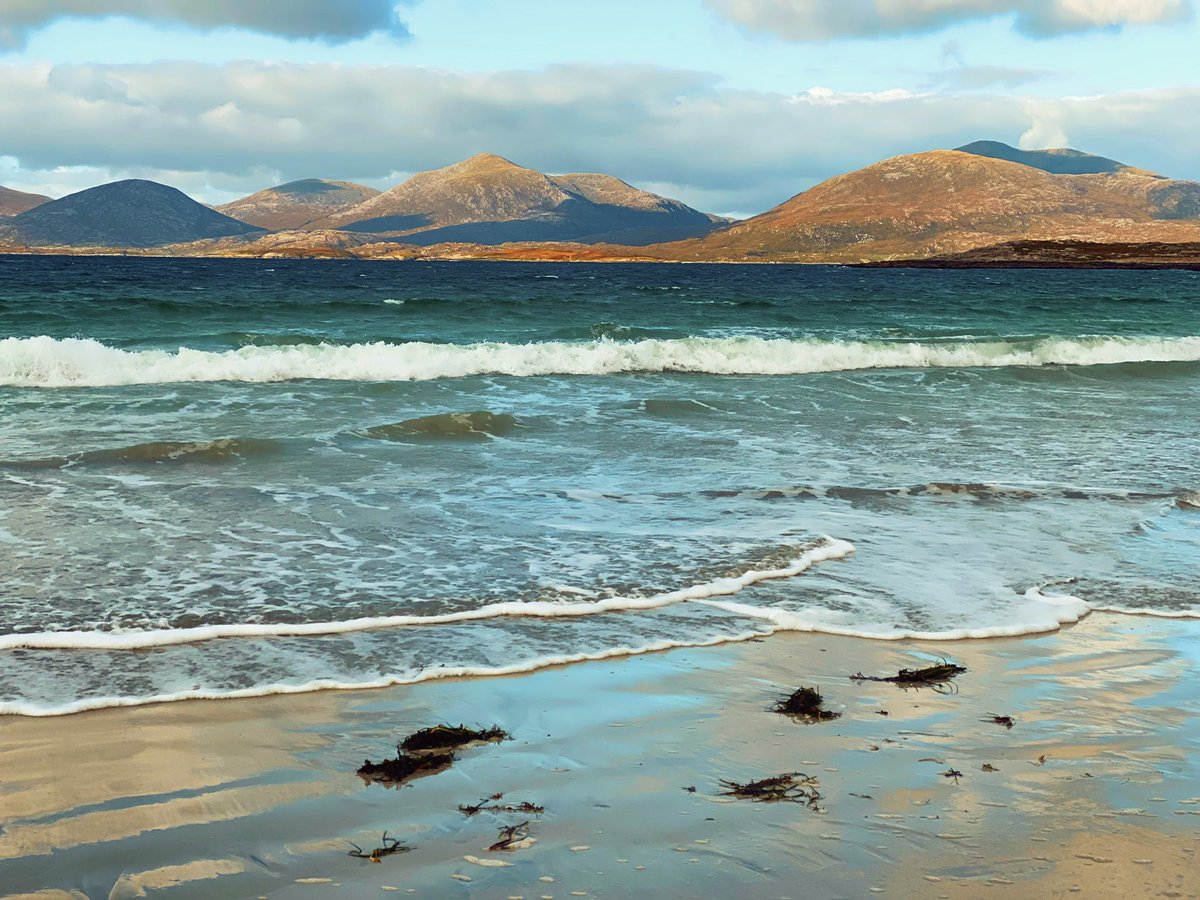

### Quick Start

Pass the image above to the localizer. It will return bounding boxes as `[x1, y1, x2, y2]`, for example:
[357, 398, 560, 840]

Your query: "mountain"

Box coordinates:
[956, 140, 1133, 175]
[308, 153, 723, 245]
[0, 185, 50, 217]
[665, 147, 1200, 262]
[544, 172, 726, 244]
[0, 179, 265, 248]
[216, 179, 381, 230]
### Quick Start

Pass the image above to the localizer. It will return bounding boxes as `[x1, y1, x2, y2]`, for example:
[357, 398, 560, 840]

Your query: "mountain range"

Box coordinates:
[2, 141, 1200, 264]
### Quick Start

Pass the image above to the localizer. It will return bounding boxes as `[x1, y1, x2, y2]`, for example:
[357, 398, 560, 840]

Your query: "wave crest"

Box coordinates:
[4, 334, 1200, 388]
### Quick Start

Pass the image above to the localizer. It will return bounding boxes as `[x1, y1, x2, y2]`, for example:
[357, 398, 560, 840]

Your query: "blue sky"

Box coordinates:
[1, 1, 1197, 216]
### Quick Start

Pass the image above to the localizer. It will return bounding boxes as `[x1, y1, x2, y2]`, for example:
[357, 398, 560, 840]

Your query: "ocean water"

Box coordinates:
[1, 256, 1197, 716]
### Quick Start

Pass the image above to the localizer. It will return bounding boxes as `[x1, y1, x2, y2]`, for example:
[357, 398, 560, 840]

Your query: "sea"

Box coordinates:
[1, 256, 1197, 717]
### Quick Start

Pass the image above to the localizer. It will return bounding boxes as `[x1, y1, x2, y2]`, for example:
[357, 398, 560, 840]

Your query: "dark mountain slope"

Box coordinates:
[0, 180, 265, 248]
[955, 140, 1132, 175]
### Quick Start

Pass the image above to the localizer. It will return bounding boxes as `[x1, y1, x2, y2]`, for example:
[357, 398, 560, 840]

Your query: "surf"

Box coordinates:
[4, 334, 1200, 388]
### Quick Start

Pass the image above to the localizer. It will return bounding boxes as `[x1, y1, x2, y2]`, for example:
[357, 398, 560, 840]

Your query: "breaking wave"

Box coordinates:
[4, 334, 1200, 387]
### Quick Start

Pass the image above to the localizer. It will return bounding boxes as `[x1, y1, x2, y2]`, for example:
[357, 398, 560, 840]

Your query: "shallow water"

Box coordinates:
[1, 256, 1197, 714]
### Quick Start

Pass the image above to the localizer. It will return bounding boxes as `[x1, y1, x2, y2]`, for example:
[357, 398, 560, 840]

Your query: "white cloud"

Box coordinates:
[1043, 0, 1188, 31]
[0, 61, 1197, 214]
[706, 0, 1191, 39]
[1018, 111, 1070, 149]
[0, 0, 408, 49]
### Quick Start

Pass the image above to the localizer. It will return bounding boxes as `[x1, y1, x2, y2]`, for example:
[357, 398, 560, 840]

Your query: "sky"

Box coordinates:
[0, 0, 1197, 217]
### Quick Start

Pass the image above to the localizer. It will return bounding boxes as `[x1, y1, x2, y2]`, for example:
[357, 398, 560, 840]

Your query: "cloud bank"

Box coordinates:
[0, 61, 1196, 215]
[0, 0, 408, 49]
[707, 0, 1191, 39]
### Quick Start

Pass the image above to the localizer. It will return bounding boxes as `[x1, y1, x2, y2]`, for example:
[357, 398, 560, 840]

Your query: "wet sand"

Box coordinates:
[2, 614, 1198, 899]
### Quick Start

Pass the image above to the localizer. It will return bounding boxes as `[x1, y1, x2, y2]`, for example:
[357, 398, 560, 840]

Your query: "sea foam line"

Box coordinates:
[0, 587, 1138, 719]
[0, 631, 774, 717]
[1086, 605, 1200, 619]
[3, 334, 1200, 387]
[4, 583, 1190, 718]
[0, 538, 857, 651]
[695, 586, 1094, 641]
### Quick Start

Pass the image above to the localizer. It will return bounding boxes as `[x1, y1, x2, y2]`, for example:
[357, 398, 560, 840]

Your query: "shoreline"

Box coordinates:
[2, 614, 1198, 898]
[6, 248, 1200, 269]
[5, 603, 1159, 721]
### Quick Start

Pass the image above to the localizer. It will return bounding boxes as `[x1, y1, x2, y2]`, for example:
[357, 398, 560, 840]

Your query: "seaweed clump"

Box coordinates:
[347, 831, 409, 862]
[459, 793, 545, 816]
[772, 686, 841, 721]
[488, 821, 533, 852]
[356, 723, 511, 789]
[851, 660, 967, 688]
[356, 751, 455, 788]
[400, 724, 510, 755]
[720, 773, 822, 809]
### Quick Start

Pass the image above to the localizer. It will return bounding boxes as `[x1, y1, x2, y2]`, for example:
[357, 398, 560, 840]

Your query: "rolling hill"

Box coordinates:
[0, 180, 265, 248]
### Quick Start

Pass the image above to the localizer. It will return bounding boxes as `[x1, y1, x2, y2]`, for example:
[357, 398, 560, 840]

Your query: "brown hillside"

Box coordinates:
[0, 185, 51, 217]
[311, 154, 574, 234]
[216, 179, 380, 230]
[307, 154, 721, 245]
[664, 150, 1200, 262]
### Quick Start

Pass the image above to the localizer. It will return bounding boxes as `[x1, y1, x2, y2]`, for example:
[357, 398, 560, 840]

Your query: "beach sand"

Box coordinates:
[1, 614, 1198, 899]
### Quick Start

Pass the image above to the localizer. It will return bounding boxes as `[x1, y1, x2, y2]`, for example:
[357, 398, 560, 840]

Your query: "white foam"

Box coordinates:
[0, 538, 856, 651]
[1088, 605, 1200, 619]
[0, 631, 771, 717]
[0, 586, 1116, 718]
[3, 334, 1199, 388]
[695, 586, 1093, 641]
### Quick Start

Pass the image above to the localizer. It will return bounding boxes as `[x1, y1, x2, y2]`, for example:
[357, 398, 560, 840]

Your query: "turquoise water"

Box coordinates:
[1, 256, 1198, 714]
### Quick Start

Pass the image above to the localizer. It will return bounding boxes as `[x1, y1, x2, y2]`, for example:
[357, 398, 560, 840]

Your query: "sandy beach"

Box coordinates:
[2, 612, 1197, 899]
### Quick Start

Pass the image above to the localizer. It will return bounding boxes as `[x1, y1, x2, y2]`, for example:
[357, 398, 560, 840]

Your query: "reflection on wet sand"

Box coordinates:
[0, 691, 341, 823]
[0, 781, 333, 860]
[0, 614, 1196, 898]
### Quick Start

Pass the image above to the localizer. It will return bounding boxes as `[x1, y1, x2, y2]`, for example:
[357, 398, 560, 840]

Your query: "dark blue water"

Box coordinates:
[2, 256, 1198, 714]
